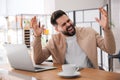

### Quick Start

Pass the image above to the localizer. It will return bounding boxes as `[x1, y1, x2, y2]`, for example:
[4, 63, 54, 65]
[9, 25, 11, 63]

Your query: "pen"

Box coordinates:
[38, 21, 40, 28]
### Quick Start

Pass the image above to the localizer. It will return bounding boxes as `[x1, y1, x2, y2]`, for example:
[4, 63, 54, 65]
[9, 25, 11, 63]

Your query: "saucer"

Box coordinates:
[58, 71, 80, 78]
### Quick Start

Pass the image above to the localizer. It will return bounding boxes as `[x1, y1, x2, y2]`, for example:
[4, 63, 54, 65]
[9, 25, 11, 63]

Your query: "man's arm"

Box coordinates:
[31, 16, 51, 64]
[95, 7, 116, 54]
[96, 29, 116, 54]
[32, 36, 51, 64]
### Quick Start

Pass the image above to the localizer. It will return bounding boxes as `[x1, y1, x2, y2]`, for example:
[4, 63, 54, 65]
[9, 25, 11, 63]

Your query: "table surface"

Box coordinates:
[0, 62, 120, 80]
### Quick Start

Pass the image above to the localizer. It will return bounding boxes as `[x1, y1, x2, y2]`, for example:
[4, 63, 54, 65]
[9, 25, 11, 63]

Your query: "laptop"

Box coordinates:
[3, 44, 56, 72]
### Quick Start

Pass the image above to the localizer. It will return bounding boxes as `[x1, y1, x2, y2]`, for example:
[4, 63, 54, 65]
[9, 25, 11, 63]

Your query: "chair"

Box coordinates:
[108, 51, 120, 71]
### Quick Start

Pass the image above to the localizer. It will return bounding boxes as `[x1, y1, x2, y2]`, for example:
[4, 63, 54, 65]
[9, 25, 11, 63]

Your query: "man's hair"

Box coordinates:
[50, 10, 67, 26]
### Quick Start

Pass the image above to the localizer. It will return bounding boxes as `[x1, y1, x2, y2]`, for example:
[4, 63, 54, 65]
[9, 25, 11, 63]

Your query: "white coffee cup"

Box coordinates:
[62, 64, 79, 75]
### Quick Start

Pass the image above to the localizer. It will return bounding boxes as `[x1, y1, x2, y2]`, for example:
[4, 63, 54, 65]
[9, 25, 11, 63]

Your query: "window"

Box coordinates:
[67, 6, 109, 71]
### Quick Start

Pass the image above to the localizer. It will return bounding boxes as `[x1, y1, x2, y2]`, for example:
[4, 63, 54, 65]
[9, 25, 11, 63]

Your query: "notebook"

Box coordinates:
[3, 44, 56, 72]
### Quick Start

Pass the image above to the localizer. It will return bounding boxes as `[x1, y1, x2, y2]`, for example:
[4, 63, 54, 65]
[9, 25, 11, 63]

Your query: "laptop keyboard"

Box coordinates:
[34, 67, 44, 69]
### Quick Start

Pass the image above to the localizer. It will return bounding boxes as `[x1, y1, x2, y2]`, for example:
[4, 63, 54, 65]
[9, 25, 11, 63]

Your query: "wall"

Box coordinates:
[44, 0, 55, 14]
[55, 0, 105, 11]
[0, 0, 7, 16]
[0, 0, 106, 15]
[6, 0, 44, 15]
[111, 0, 120, 71]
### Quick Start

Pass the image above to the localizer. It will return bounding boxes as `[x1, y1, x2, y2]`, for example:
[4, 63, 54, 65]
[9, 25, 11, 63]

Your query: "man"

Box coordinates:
[31, 7, 116, 69]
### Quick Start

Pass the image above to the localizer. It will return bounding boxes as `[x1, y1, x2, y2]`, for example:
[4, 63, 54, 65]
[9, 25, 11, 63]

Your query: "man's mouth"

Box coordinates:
[67, 26, 74, 33]
[68, 26, 72, 31]
[62, 25, 76, 36]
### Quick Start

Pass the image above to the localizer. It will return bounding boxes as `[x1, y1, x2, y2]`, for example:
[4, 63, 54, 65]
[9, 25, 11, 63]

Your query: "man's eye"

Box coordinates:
[67, 19, 70, 22]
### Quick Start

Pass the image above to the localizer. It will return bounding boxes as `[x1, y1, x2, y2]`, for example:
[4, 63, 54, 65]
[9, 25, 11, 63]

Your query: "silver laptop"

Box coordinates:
[4, 44, 56, 72]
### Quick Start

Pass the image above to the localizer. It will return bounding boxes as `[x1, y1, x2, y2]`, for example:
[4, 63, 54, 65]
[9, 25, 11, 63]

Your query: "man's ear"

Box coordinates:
[55, 27, 59, 32]
[53, 24, 59, 32]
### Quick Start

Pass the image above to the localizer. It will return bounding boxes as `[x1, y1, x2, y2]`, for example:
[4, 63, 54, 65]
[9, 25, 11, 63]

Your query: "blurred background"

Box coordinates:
[0, 0, 120, 72]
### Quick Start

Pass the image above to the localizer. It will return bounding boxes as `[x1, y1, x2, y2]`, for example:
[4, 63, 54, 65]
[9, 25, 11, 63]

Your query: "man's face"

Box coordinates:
[56, 15, 76, 36]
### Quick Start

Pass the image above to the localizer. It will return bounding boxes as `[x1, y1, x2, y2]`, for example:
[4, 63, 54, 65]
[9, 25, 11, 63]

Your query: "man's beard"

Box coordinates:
[61, 24, 76, 36]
